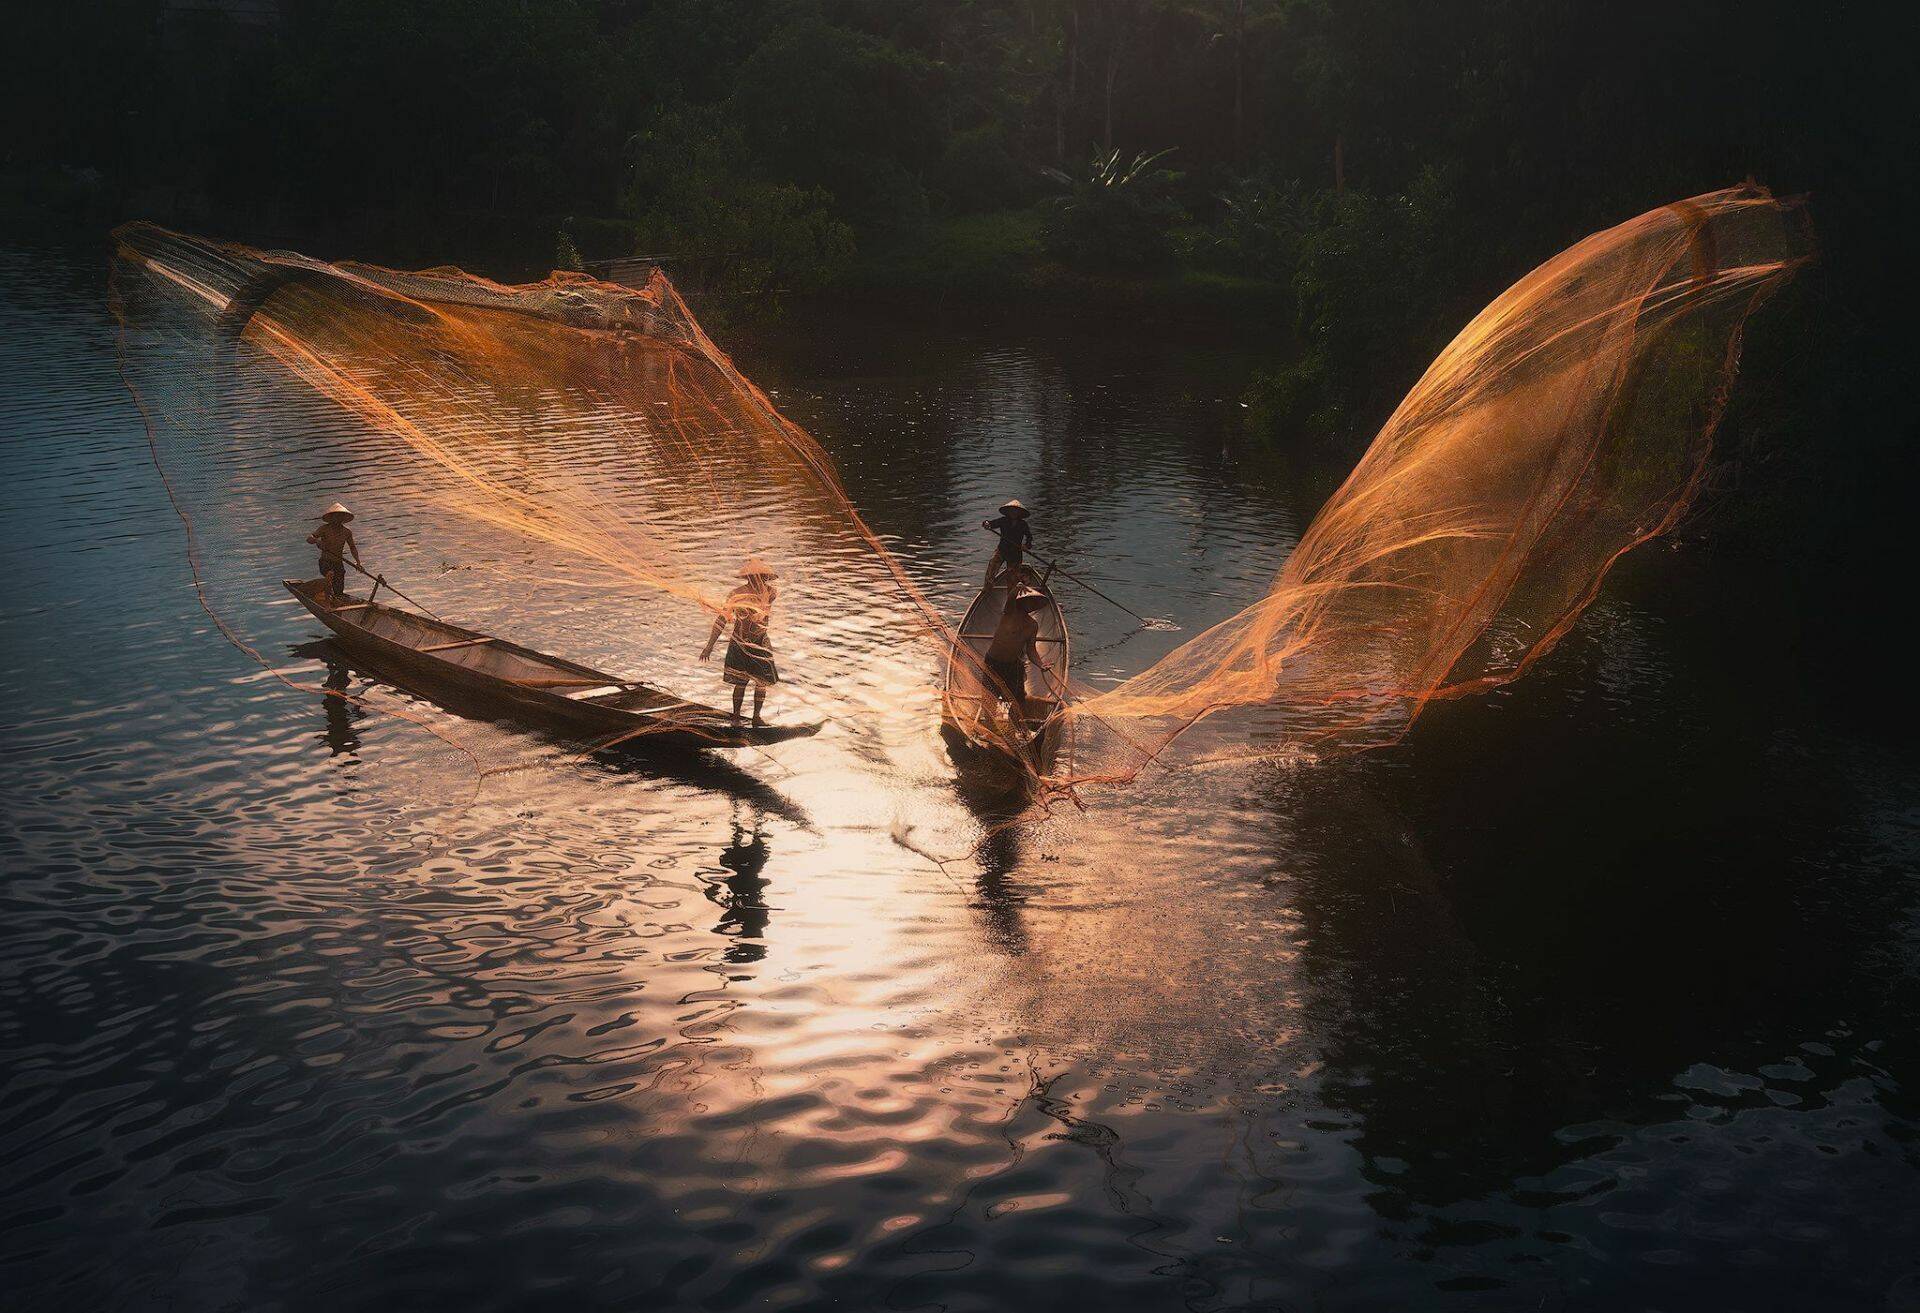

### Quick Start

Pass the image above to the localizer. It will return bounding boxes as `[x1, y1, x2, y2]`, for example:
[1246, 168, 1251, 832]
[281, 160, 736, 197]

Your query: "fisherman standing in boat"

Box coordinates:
[306, 503, 361, 602]
[984, 585, 1048, 721]
[982, 499, 1034, 586]
[701, 559, 780, 726]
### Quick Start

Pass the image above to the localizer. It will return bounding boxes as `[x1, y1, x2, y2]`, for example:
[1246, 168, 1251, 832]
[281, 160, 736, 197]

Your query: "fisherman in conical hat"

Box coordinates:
[700, 558, 781, 726]
[982, 498, 1034, 586]
[983, 584, 1049, 720]
[305, 502, 362, 602]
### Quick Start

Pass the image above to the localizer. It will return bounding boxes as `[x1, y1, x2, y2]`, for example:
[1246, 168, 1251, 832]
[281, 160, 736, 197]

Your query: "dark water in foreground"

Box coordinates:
[2, 242, 1917, 1312]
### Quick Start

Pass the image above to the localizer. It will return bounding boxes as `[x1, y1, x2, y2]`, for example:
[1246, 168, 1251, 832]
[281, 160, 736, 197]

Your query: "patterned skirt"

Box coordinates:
[723, 637, 779, 688]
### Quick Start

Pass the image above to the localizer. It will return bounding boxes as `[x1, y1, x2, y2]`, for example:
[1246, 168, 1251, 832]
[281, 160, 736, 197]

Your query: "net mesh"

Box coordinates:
[110, 222, 957, 777]
[1065, 186, 1812, 778]
[109, 184, 1809, 799]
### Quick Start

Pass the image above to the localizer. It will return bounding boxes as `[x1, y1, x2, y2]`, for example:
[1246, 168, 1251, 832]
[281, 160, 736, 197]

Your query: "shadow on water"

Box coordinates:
[583, 746, 811, 829]
[946, 764, 1042, 958]
[315, 647, 363, 756]
[288, 638, 811, 826]
[972, 811, 1033, 959]
[702, 803, 774, 966]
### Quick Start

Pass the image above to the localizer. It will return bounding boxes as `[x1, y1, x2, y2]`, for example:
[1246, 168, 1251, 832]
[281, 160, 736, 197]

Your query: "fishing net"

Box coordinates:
[1064, 185, 1812, 779]
[109, 223, 958, 786]
[109, 184, 1808, 803]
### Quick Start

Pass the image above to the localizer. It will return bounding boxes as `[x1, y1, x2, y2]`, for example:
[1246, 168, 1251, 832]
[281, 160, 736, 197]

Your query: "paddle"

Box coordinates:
[343, 557, 446, 621]
[980, 528, 1179, 631]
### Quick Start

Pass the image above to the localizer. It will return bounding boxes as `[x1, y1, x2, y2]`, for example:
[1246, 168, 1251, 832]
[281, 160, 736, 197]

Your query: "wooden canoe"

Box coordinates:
[939, 564, 1070, 779]
[284, 578, 822, 750]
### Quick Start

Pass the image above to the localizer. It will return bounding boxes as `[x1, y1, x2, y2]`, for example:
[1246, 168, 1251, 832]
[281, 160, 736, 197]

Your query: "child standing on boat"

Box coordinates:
[982, 499, 1034, 585]
[701, 559, 780, 725]
[306, 503, 361, 601]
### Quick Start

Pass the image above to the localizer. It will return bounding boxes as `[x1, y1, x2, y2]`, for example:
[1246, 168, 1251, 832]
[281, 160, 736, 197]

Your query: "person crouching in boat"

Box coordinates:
[982, 498, 1033, 586]
[984, 585, 1048, 722]
[306, 503, 361, 602]
[701, 559, 780, 726]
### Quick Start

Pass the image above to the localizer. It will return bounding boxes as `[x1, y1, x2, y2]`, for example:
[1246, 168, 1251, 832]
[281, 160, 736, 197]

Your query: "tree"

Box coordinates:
[1039, 146, 1185, 270]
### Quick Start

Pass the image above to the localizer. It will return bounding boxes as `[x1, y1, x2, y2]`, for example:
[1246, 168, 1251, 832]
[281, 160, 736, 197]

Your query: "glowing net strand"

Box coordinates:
[114, 223, 972, 771]
[1064, 185, 1811, 776]
[110, 276, 499, 801]
[109, 184, 1809, 800]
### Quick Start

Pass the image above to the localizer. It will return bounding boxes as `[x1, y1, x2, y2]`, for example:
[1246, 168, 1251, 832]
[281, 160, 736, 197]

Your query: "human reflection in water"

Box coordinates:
[973, 819, 1031, 957]
[706, 805, 773, 965]
[313, 644, 363, 756]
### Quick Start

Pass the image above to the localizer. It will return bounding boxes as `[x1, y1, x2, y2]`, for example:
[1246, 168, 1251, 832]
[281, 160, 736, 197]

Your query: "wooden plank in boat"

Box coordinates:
[958, 632, 1064, 643]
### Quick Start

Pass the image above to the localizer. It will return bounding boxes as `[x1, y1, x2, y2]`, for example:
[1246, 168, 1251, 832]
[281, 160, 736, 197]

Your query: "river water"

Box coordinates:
[2, 240, 1916, 1312]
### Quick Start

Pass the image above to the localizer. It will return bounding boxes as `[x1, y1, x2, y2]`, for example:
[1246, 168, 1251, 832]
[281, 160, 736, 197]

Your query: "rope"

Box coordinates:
[981, 527, 1178, 630]
[342, 556, 444, 620]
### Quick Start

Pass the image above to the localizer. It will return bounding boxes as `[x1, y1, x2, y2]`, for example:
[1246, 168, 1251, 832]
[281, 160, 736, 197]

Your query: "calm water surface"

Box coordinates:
[2, 242, 1917, 1311]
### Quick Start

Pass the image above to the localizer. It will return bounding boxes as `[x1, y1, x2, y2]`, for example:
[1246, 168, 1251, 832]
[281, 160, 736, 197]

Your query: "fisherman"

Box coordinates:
[700, 559, 780, 726]
[306, 503, 362, 602]
[982, 498, 1034, 586]
[983, 585, 1049, 720]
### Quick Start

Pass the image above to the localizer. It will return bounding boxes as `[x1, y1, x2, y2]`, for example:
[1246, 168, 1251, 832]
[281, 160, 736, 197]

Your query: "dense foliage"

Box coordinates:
[1039, 147, 1184, 271]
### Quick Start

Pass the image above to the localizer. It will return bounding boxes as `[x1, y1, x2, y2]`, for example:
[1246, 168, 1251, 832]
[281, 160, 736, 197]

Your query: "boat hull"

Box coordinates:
[940, 566, 1070, 787]
[285, 579, 819, 750]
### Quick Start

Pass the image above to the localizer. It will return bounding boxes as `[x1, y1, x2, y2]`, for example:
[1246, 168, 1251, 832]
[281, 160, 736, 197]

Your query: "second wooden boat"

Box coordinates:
[940, 565, 1070, 782]
[285, 578, 821, 750]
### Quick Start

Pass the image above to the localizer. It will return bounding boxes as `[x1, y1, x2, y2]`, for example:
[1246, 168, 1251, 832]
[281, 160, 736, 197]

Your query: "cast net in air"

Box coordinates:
[109, 223, 961, 782]
[109, 184, 1809, 798]
[1064, 185, 1812, 779]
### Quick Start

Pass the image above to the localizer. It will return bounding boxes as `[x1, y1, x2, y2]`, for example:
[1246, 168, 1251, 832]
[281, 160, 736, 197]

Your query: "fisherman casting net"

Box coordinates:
[110, 224, 956, 784]
[110, 184, 1808, 799]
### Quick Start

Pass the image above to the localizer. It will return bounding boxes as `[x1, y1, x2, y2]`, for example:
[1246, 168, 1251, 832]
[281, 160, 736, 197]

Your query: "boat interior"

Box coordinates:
[947, 566, 1067, 739]
[295, 580, 692, 712]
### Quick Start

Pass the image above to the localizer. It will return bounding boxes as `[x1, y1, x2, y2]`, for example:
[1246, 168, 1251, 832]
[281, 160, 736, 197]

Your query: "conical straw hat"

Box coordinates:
[738, 558, 777, 578]
[999, 498, 1029, 517]
[321, 502, 354, 521]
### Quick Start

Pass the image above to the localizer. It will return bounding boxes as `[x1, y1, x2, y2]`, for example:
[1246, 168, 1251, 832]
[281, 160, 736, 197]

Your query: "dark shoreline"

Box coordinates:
[3, 173, 1291, 325]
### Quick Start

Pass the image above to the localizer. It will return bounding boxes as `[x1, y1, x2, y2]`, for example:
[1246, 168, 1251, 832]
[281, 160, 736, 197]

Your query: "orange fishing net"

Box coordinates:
[110, 222, 957, 771]
[1064, 185, 1812, 779]
[109, 184, 1809, 799]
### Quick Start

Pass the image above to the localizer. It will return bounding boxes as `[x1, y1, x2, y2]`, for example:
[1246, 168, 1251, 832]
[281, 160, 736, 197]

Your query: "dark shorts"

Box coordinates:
[319, 555, 346, 594]
[986, 654, 1026, 701]
[723, 639, 779, 688]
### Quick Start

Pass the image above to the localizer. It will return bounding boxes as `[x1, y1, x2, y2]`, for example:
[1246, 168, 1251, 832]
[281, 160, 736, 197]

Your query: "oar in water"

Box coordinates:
[344, 558, 445, 621]
[980, 527, 1178, 631]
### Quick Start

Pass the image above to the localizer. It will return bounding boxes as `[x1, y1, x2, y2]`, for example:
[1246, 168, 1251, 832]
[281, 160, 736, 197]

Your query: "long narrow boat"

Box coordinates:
[940, 565, 1070, 783]
[285, 578, 821, 750]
